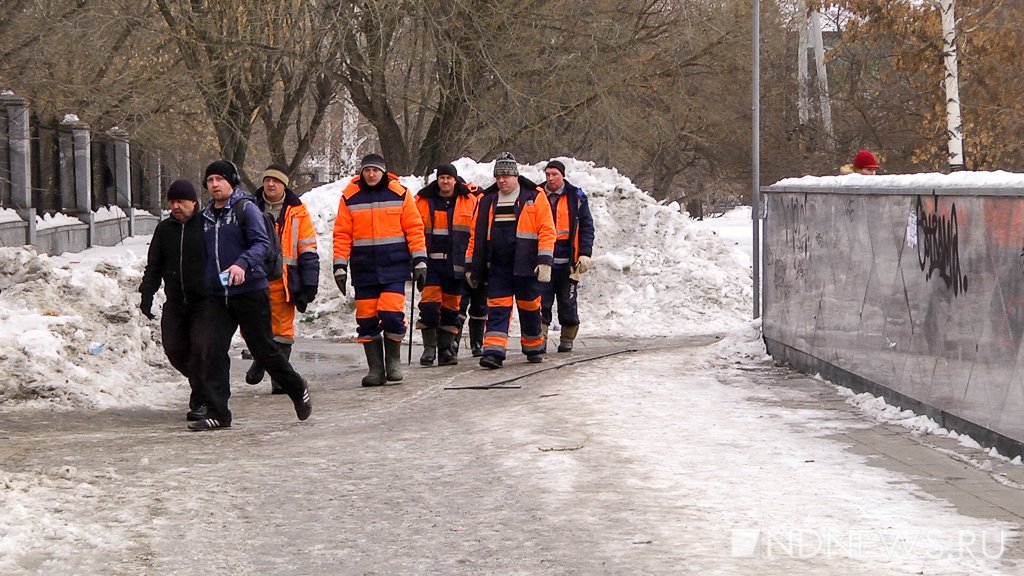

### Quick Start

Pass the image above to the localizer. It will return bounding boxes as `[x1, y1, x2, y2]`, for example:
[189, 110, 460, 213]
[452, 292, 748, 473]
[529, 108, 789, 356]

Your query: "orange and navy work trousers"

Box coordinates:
[269, 278, 296, 344]
[416, 261, 463, 334]
[354, 282, 407, 343]
[482, 271, 544, 361]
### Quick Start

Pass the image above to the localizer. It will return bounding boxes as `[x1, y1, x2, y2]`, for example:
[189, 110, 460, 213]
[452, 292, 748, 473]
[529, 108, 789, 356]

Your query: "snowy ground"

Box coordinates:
[1, 159, 1022, 574]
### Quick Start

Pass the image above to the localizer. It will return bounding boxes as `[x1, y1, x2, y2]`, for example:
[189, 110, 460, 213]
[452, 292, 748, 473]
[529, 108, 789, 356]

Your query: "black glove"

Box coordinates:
[140, 294, 155, 320]
[412, 262, 427, 292]
[333, 267, 348, 295]
[294, 285, 317, 313]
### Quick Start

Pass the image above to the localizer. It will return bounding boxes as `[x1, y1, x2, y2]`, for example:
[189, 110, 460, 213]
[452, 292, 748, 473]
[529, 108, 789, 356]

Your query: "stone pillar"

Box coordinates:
[108, 127, 133, 235]
[72, 122, 94, 245]
[1, 93, 31, 209]
[146, 152, 162, 215]
[58, 121, 76, 212]
[1, 92, 36, 245]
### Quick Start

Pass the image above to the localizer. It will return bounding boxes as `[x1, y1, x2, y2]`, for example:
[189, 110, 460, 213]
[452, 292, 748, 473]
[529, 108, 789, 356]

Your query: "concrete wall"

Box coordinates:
[0, 221, 27, 248]
[762, 185, 1024, 457]
[36, 222, 90, 256]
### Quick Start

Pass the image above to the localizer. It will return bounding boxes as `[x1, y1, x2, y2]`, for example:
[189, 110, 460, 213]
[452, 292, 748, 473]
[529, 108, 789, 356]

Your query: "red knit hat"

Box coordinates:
[853, 150, 880, 169]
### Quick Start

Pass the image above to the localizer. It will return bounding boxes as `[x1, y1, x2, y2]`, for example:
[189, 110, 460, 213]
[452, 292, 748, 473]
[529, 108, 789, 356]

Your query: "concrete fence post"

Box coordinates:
[108, 127, 133, 236]
[1, 92, 36, 245]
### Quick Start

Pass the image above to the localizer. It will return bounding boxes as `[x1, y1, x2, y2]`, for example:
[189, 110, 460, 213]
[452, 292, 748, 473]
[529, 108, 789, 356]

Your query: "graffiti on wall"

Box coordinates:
[915, 195, 968, 296]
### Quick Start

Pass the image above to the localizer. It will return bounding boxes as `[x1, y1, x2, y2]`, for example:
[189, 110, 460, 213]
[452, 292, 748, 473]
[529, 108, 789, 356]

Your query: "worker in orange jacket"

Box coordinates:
[465, 152, 556, 368]
[414, 163, 480, 366]
[244, 163, 319, 394]
[333, 153, 427, 386]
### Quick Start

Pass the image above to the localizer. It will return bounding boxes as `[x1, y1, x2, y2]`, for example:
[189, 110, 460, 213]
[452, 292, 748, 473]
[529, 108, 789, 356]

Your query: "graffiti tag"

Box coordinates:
[915, 195, 968, 296]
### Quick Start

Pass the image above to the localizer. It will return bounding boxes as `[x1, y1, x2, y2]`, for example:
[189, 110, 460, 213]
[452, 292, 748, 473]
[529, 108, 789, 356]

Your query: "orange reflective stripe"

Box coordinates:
[489, 296, 514, 308]
[421, 285, 442, 303]
[520, 335, 544, 348]
[517, 296, 541, 312]
[483, 335, 507, 348]
[441, 292, 461, 311]
[378, 291, 406, 313]
[355, 298, 378, 318]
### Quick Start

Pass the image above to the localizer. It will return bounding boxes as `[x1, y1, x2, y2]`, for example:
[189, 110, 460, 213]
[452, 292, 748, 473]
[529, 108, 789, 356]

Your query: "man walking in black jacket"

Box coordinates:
[139, 179, 210, 421]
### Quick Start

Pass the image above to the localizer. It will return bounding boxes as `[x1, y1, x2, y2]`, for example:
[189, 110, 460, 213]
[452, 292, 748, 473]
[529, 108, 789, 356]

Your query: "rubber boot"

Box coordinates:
[270, 343, 291, 394]
[437, 330, 458, 366]
[451, 325, 463, 357]
[245, 359, 265, 385]
[383, 338, 404, 384]
[361, 339, 387, 387]
[419, 328, 437, 366]
[469, 319, 486, 357]
[558, 325, 579, 353]
[541, 323, 550, 354]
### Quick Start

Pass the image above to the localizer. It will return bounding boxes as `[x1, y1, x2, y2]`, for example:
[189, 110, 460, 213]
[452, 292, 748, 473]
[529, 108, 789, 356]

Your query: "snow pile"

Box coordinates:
[832, 385, 1023, 468]
[299, 157, 753, 338]
[0, 241, 186, 410]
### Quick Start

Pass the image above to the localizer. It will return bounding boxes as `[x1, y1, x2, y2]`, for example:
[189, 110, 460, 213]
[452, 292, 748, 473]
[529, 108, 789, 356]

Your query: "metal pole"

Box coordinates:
[752, 0, 762, 320]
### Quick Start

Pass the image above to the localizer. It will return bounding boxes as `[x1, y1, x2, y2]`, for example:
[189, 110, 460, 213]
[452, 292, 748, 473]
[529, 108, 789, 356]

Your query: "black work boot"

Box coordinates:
[419, 328, 437, 366]
[361, 339, 387, 387]
[270, 343, 292, 394]
[383, 338, 404, 384]
[469, 319, 486, 357]
[437, 330, 458, 366]
[245, 359, 265, 385]
[479, 354, 503, 369]
[558, 325, 579, 353]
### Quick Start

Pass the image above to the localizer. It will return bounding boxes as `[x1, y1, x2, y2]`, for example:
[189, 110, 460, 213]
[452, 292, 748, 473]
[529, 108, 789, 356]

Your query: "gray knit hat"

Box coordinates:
[360, 153, 387, 173]
[492, 152, 519, 177]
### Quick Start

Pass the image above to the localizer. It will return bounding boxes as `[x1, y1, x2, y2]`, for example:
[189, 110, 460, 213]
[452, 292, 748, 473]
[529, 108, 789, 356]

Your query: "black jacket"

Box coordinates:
[139, 211, 208, 306]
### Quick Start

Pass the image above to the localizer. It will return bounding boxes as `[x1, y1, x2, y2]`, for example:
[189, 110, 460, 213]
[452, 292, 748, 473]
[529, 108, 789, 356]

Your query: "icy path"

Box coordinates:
[1, 332, 1021, 575]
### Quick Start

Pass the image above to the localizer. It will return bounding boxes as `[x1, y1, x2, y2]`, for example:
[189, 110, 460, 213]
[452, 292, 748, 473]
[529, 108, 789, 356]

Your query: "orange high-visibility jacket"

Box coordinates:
[466, 176, 555, 281]
[333, 173, 427, 286]
[415, 179, 480, 279]
[256, 185, 320, 302]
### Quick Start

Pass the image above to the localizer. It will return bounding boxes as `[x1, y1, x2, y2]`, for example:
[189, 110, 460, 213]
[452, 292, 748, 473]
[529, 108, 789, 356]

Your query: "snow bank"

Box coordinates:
[0, 241, 188, 410]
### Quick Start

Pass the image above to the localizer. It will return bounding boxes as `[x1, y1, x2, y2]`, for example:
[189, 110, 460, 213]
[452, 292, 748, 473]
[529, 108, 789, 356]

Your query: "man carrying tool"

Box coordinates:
[333, 153, 427, 386]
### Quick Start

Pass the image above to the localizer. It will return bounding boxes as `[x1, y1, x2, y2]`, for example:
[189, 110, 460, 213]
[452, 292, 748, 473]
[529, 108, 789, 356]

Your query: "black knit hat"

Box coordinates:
[203, 160, 239, 188]
[360, 153, 387, 173]
[167, 179, 198, 203]
[436, 163, 458, 179]
[545, 160, 566, 177]
[493, 152, 519, 177]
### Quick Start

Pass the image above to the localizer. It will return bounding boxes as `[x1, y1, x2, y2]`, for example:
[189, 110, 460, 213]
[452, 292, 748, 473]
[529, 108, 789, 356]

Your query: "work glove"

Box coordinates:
[294, 285, 317, 313]
[140, 294, 155, 320]
[535, 264, 552, 283]
[574, 255, 592, 274]
[465, 271, 478, 289]
[333, 266, 348, 295]
[413, 262, 427, 292]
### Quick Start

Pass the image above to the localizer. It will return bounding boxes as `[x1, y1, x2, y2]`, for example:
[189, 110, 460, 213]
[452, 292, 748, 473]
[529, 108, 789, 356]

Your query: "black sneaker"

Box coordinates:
[188, 418, 230, 431]
[479, 355, 503, 369]
[293, 388, 312, 421]
[186, 404, 208, 421]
